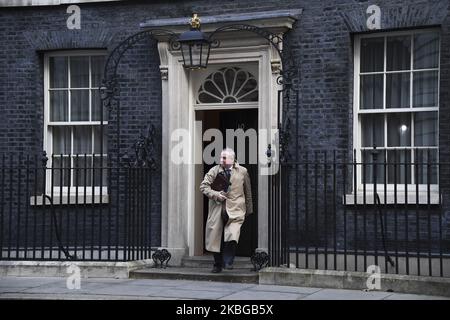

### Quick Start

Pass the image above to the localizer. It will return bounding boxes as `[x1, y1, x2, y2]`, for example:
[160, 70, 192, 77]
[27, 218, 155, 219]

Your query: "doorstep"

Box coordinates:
[129, 266, 259, 283]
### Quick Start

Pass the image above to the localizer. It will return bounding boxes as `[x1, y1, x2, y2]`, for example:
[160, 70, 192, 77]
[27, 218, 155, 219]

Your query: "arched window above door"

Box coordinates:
[197, 67, 258, 104]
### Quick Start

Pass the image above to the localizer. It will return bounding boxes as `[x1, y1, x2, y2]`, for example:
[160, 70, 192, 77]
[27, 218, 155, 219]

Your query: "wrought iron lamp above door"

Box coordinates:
[178, 13, 212, 69]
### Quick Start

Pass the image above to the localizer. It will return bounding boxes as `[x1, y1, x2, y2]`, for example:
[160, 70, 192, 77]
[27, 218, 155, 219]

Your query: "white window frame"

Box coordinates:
[353, 29, 440, 195]
[193, 64, 259, 110]
[43, 50, 108, 201]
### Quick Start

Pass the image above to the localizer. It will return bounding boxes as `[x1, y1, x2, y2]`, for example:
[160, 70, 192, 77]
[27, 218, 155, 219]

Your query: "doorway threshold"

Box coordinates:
[182, 255, 254, 269]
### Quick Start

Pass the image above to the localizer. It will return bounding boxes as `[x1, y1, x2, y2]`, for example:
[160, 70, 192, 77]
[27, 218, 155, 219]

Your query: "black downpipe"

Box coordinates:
[372, 146, 394, 268]
[44, 195, 76, 260]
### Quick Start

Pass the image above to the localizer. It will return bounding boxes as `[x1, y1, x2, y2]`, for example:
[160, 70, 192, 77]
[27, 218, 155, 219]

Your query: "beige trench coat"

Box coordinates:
[200, 163, 253, 253]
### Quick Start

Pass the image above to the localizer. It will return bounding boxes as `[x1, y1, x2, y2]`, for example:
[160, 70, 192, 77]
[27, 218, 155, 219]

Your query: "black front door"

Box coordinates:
[201, 109, 258, 257]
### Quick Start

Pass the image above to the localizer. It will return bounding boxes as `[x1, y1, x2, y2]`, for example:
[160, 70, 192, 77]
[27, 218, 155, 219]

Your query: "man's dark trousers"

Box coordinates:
[213, 214, 237, 268]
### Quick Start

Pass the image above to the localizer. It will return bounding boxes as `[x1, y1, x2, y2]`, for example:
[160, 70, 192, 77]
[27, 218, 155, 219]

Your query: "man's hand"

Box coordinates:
[215, 191, 227, 202]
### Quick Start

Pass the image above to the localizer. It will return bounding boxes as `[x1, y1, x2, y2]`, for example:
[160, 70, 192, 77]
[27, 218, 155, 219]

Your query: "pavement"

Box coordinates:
[0, 276, 449, 300]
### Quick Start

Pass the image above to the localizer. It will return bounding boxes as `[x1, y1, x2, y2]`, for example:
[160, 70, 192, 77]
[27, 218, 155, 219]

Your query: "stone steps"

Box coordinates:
[129, 267, 259, 283]
[129, 255, 258, 283]
[181, 255, 255, 270]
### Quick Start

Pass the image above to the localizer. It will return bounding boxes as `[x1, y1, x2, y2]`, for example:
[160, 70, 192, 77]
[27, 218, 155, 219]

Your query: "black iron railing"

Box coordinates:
[0, 153, 157, 261]
[269, 149, 450, 278]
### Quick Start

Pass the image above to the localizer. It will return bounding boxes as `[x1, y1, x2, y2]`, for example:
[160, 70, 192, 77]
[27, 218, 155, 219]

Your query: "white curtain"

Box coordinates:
[387, 150, 411, 184]
[70, 89, 90, 121]
[73, 126, 92, 154]
[387, 36, 411, 71]
[387, 113, 411, 147]
[52, 127, 71, 155]
[414, 111, 437, 146]
[362, 150, 385, 184]
[386, 73, 410, 108]
[360, 74, 383, 109]
[91, 56, 105, 88]
[50, 91, 68, 121]
[414, 33, 439, 69]
[93, 126, 108, 154]
[70, 56, 89, 88]
[360, 37, 384, 72]
[49, 56, 68, 88]
[413, 71, 438, 108]
[361, 114, 384, 147]
[360, 38, 383, 109]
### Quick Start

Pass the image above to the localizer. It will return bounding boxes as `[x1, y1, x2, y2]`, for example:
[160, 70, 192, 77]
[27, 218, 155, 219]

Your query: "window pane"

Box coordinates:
[91, 89, 108, 121]
[203, 80, 223, 100]
[71, 90, 90, 121]
[52, 127, 71, 155]
[361, 150, 385, 184]
[414, 33, 439, 69]
[50, 91, 68, 122]
[191, 43, 201, 67]
[93, 126, 108, 154]
[49, 57, 68, 88]
[93, 156, 108, 187]
[91, 56, 105, 88]
[225, 68, 235, 95]
[386, 73, 410, 108]
[361, 114, 384, 147]
[387, 36, 411, 71]
[198, 92, 221, 103]
[70, 56, 89, 88]
[413, 71, 438, 108]
[235, 70, 248, 96]
[387, 113, 411, 147]
[52, 156, 71, 187]
[201, 43, 210, 69]
[416, 149, 438, 184]
[237, 78, 258, 102]
[414, 112, 437, 146]
[387, 150, 412, 184]
[74, 155, 92, 187]
[73, 126, 92, 154]
[360, 74, 383, 109]
[360, 37, 384, 72]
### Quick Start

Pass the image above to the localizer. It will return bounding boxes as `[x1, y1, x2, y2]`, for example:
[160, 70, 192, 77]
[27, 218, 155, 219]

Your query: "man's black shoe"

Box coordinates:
[211, 266, 222, 273]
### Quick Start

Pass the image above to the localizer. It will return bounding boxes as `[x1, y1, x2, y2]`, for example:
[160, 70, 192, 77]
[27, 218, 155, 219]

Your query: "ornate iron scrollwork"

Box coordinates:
[279, 116, 292, 164]
[206, 23, 299, 167]
[207, 24, 297, 86]
[133, 125, 158, 169]
[251, 251, 270, 271]
[152, 249, 171, 268]
[100, 29, 179, 161]
[266, 144, 272, 168]
[121, 124, 159, 169]
[41, 151, 48, 167]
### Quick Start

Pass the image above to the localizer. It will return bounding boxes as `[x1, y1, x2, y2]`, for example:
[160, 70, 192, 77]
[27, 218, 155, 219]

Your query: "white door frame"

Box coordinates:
[157, 36, 282, 264]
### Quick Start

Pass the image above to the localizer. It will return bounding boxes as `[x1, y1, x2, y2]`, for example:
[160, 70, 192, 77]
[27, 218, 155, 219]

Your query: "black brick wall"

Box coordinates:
[0, 0, 449, 260]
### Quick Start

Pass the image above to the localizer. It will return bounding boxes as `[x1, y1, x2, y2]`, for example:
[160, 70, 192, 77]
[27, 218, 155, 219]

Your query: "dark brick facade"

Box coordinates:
[0, 0, 449, 263]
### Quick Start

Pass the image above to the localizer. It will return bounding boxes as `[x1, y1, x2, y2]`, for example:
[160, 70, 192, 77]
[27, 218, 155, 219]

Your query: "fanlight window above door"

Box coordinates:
[197, 67, 258, 103]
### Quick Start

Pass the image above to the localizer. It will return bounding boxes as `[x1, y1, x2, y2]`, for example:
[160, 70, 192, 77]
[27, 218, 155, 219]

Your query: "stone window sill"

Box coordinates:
[344, 192, 440, 205]
[30, 194, 109, 206]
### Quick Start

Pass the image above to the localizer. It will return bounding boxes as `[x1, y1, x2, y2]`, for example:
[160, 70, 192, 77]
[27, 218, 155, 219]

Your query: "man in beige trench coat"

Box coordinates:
[200, 148, 253, 273]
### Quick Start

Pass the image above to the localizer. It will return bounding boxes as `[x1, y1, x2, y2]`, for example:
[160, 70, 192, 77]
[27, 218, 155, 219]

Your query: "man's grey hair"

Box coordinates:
[222, 147, 235, 161]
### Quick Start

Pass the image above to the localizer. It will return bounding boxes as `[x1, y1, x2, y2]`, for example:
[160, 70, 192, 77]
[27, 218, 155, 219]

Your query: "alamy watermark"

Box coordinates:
[366, 265, 381, 291]
[66, 263, 81, 290]
[366, 4, 381, 30]
[170, 122, 280, 175]
[66, 5, 81, 30]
